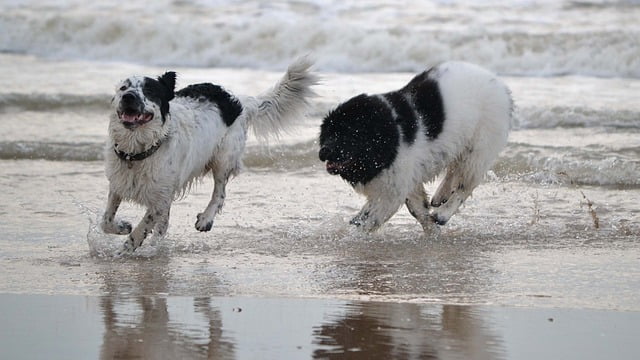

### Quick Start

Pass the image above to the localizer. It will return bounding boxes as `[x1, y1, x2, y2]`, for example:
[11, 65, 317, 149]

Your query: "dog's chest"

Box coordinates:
[107, 158, 174, 205]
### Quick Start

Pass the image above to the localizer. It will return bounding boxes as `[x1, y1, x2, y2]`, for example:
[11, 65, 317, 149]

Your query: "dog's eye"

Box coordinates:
[119, 85, 127, 91]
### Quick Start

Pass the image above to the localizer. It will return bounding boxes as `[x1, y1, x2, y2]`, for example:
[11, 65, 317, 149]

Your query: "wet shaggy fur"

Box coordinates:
[319, 61, 512, 232]
[101, 58, 317, 254]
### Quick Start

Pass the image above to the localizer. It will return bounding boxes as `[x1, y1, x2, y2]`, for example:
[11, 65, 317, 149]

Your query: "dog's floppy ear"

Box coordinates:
[158, 71, 176, 101]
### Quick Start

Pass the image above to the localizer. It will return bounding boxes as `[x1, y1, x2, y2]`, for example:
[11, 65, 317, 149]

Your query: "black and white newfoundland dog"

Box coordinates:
[319, 61, 512, 232]
[102, 58, 317, 254]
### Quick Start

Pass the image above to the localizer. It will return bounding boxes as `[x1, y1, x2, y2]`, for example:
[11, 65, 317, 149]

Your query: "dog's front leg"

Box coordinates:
[121, 205, 170, 253]
[350, 196, 404, 232]
[101, 191, 132, 235]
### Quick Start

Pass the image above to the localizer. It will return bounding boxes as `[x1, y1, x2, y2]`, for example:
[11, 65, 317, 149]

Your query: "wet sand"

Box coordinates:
[1, 294, 638, 360]
[2, 160, 639, 358]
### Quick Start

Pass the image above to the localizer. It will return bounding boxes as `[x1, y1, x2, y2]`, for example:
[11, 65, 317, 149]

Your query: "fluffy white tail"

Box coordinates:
[245, 57, 319, 141]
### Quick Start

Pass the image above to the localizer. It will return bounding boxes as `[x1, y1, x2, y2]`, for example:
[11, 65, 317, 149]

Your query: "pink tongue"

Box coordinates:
[122, 113, 138, 123]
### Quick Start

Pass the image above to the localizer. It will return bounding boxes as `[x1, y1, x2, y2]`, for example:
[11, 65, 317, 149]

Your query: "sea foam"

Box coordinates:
[1, 0, 639, 77]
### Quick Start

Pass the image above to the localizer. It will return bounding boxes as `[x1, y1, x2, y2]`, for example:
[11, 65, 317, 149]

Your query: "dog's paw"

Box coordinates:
[430, 196, 449, 207]
[430, 213, 449, 226]
[417, 215, 438, 232]
[102, 219, 133, 235]
[195, 213, 214, 232]
[114, 237, 136, 257]
[349, 217, 362, 227]
[349, 213, 379, 232]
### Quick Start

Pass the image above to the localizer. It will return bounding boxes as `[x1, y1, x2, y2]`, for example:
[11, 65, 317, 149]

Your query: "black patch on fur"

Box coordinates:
[142, 72, 176, 124]
[383, 92, 418, 144]
[319, 94, 400, 185]
[319, 65, 447, 185]
[120, 79, 132, 91]
[176, 84, 243, 126]
[401, 69, 445, 139]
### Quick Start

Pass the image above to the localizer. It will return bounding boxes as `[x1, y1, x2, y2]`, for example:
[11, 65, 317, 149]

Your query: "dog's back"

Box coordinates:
[430, 61, 511, 145]
[400, 62, 511, 157]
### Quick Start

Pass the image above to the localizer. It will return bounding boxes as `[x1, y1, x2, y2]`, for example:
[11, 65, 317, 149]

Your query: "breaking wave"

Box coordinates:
[0, 93, 109, 112]
[1, 0, 639, 77]
[0, 141, 104, 161]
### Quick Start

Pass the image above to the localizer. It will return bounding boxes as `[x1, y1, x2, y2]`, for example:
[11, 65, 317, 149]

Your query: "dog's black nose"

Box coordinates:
[319, 146, 332, 162]
[121, 92, 136, 104]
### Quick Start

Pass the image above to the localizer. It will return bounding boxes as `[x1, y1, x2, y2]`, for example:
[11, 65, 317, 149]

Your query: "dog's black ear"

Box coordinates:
[158, 71, 176, 101]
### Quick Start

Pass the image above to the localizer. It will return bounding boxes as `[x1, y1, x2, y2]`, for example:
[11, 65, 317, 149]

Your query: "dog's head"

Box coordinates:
[111, 72, 176, 131]
[319, 94, 399, 185]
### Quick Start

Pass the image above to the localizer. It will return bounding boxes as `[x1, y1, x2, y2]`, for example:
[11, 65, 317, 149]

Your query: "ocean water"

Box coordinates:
[1, 1, 640, 357]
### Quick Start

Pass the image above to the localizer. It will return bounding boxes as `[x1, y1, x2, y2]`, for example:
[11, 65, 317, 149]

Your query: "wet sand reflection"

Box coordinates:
[91, 235, 502, 358]
[3, 293, 636, 359]
[97, 259, 235, 359]
[96, 295, 501, 359]
[312, 302, 500, 359]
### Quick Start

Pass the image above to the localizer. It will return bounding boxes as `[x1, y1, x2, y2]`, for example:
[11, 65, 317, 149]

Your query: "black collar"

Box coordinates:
[114, 137, 165, 164]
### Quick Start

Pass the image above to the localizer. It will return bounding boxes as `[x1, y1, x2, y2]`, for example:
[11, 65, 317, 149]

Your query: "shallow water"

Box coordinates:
[2, 157, 639, 312]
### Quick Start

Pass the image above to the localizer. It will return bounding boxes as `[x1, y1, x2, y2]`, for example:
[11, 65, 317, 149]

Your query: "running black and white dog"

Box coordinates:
[319, 61, 512, 232]
[102, 58, 317, 253]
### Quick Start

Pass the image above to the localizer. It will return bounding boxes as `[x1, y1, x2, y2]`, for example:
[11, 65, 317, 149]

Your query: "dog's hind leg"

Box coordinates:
[430, 144, 496, 225]
[195, 169, 231, 232]
[430, 182, 469, 226]
[101, 191, 132, 235]
[405, 183, 435, 232]
[430, 162, 462, 208]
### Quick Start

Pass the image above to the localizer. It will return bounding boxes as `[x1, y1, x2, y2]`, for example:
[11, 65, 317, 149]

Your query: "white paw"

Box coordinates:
[102, 219, 132, 235]
[430, 212, 449, 226]
[114, 237, 136, 257]
[195, 213, 214, 232]
[418, 215, 438, 232]
[349, 213, 380, 232]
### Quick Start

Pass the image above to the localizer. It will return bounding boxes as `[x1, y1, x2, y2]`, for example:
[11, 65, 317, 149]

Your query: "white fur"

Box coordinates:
[101, 58, 317, 254]
[352, 61, 511, 232]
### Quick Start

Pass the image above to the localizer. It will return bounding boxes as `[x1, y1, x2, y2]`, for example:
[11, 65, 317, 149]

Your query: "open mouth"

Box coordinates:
[325, 159, 354, 175]
[118, 110, 153, 129]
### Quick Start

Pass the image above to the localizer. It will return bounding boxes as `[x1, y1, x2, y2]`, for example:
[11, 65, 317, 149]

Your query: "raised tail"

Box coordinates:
[244, 57, 319, 141]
